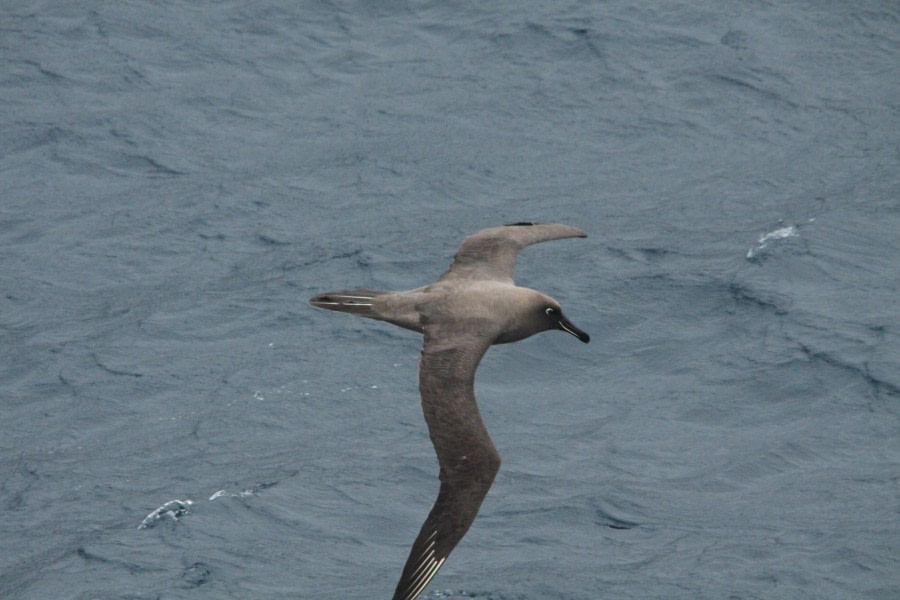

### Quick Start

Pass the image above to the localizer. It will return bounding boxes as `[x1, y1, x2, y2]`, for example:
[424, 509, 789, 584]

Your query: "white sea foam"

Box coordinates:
[747, 225, 799, 259]
[138, 499, 193, 529]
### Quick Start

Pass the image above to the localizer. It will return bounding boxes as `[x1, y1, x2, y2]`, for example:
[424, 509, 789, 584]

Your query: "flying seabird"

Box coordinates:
[309, 222, 589, 599]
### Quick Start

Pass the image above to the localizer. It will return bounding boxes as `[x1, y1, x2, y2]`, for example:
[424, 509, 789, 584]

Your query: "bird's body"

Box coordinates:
[309, 223, 589, 600]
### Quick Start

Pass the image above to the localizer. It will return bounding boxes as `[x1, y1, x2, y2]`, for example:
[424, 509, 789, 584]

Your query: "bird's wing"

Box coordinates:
[391, 327, 499, 600]
[437, 222, 586, 284]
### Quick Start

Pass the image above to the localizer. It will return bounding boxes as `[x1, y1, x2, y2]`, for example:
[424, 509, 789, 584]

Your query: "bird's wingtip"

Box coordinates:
[502, 221, 587, 237]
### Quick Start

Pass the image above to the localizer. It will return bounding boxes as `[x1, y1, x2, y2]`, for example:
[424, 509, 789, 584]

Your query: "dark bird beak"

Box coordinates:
[557, 315, 590, 344]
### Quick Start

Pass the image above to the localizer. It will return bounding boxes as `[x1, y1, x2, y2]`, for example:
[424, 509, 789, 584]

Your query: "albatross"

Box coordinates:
[309, 222, 590, 599]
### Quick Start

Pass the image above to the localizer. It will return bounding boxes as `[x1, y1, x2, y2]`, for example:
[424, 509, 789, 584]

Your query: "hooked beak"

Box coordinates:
[557, 315, 590, 344]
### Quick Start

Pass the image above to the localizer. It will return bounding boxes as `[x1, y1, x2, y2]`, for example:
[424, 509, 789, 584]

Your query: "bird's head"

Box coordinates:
[493, 290, 590, 345]
[539, 299, 590, 344]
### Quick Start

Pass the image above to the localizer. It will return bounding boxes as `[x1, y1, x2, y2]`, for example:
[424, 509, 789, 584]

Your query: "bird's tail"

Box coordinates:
[308, 289, 389, 319]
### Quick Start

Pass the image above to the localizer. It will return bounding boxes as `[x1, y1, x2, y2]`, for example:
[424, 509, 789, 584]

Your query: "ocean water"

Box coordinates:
[2, 1, 898, 599]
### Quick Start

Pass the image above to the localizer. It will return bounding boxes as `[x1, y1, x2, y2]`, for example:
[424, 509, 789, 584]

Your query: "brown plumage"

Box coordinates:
[309, 223, 589, 599]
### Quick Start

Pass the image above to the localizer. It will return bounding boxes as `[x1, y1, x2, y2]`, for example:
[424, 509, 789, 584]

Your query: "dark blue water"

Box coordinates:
[2, 2, 898, 598]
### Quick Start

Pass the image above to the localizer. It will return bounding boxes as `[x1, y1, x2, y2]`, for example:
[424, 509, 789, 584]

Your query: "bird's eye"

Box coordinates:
[545, 307, 557, 316]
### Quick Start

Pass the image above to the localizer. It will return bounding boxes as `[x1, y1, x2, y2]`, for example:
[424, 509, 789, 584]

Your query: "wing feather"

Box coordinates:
[391, 332, 499, 600]
[438, 222, 586, 284]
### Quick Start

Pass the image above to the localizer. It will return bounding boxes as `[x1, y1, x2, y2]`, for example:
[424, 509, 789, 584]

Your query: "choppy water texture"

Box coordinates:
[2, 1, 899, 599]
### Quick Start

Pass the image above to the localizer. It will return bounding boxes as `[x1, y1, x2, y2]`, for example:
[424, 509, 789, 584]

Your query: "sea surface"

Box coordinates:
[2, 1, 898, 599]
